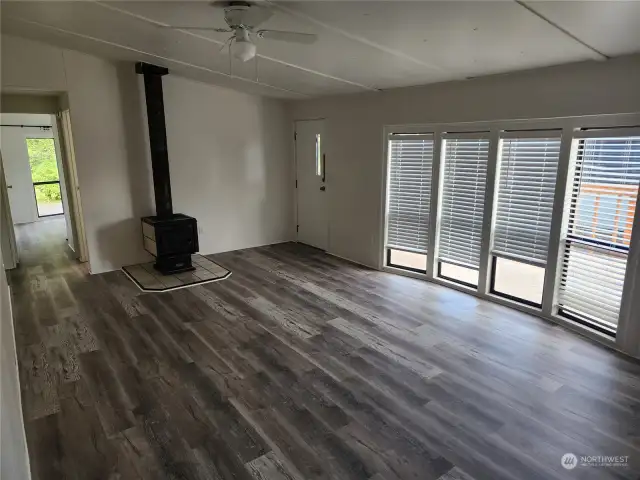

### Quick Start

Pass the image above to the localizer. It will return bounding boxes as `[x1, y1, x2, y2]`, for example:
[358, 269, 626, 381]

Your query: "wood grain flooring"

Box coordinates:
[8, 218, 640, 480]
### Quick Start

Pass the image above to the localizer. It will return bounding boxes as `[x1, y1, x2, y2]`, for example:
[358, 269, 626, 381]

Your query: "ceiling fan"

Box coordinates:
[161, 1, 318, 62]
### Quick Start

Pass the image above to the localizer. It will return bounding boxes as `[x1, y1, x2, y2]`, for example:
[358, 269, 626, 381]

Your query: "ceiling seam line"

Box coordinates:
[5, 16, 309, 98]
[267, 0, 448, 73]
[514, 0, 609, 60]
[92, 0, 379, 92]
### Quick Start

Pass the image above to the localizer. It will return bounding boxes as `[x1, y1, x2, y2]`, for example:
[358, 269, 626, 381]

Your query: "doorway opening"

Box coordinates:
[1, 109, 88, 270]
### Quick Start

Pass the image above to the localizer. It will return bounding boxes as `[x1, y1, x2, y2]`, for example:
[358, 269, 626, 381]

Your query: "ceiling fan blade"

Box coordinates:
[242, 6, 274, 28]
[160, 26, 232, 33]
[257, 30, 317, 44]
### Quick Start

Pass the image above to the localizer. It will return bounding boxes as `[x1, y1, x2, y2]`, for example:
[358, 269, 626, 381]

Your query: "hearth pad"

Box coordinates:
[122, 254, 230, 292]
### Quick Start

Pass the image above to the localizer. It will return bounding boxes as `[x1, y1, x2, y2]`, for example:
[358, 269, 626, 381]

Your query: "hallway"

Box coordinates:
[13, 217, 74, 269]
[8, 220, 640, 480]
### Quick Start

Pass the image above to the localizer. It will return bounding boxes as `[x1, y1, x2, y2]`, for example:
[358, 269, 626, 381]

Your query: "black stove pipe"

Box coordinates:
[135, 62, 173, 218]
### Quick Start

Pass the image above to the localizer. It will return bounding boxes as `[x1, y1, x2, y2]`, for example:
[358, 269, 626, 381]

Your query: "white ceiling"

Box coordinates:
[2, 1, 640, 99]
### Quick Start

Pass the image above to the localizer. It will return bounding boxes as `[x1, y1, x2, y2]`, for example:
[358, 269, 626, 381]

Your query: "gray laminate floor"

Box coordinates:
[9, 218, 640, 480]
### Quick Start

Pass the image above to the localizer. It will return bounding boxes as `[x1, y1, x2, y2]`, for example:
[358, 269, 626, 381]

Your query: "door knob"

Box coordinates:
[7, 185, 12, 188]
[320, 186, 326, 191]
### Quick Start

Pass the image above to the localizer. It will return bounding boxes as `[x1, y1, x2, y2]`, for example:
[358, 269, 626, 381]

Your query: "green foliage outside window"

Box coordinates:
[26, 138, 62, 203]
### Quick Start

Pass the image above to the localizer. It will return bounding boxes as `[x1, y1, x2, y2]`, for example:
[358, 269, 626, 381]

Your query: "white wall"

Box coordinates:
[1, 34, 66, 93]
[162, 76, 293, 254]
[0, 107, 76, 253]
[0, 155, 17, 270]
[1, 126, 40, 225]
[62, 51, 155, 273]
[0, 156, 31, 480]
[0, 244, 30, 480]
[288, 54, 640, 269]
[1, 34, 293, 273]
[1, 35, 149, 273]
[0, 113, 51, 126]
[1, 94, 60, 114]
[0, 114, 57, 225]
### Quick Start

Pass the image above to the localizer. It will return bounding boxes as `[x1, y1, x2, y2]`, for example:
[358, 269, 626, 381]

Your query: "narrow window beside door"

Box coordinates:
[315, 133, 322, 177]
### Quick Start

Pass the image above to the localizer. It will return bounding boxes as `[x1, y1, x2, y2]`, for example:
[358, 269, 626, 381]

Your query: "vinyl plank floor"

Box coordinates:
[9, 218, 640, 480]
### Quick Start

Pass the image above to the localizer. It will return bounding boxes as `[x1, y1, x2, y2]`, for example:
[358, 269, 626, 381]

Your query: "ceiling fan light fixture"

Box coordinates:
[231, 37, 256, 62]
[163, 3, 315, 63]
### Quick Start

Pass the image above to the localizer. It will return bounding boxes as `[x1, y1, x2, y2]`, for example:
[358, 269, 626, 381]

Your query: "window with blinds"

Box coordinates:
[558, 135, 640, 332]
[437, 136, 490, 285]
[493, 134, 561, 264]
[490, 133, 561, 305]
[385, 134, 434, 272]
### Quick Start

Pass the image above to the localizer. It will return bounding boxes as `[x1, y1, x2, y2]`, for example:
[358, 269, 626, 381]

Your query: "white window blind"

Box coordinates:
[438, 136, 490, 268]
[386, 134, 434, 253]
[559, 135, 640, 329]
[559, 244, 628, 328]
[493, 134, 561, 265]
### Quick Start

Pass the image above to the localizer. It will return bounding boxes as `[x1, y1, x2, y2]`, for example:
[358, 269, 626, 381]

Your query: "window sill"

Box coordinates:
[383, 265, 620, 354]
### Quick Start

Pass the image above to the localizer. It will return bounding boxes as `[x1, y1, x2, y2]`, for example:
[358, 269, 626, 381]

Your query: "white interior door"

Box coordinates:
[51, 114, 75, 252]
[0, 127, 38, 224]
[296, 120, 328, 250]
[1, 152, 18, 269]
[60, 110, 89, 263]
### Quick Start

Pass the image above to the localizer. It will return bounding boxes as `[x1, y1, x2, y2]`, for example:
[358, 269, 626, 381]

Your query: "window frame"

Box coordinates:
[558, 307, 617, 337]
[489, 256, 544, 309]
[380, 114, 640, 355]
[315, 133, 323, 178]
[32, 180, 64, 218]
[556, 134, 640, 336]
[386, 248, 427, 274]
[25, 136, 64, 218]
[492, 132, 562, 265]
[385, 133, 435, 262]
[555, 241, 622, 338]
[437, 260, 479, 289]
[488, 130, 563, 308]
[383, 130, 437, 276]
[435, 134, 491, 281]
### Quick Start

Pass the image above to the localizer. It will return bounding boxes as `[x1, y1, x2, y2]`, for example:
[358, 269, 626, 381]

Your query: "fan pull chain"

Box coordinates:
[254, 55, 259, 82]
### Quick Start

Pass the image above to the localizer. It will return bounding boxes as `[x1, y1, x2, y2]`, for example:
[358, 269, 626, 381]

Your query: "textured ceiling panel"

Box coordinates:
[525, 1, 640, 56]
[1, 0, 639, 98]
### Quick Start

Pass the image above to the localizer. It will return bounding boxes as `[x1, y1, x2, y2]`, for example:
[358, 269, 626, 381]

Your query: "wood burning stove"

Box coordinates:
[136, 62, 199, 275]
[141, 214, 199, 274]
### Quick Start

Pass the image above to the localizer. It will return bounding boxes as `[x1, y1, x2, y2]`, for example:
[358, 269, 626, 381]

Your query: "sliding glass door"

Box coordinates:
[557, 134, 640, 334]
